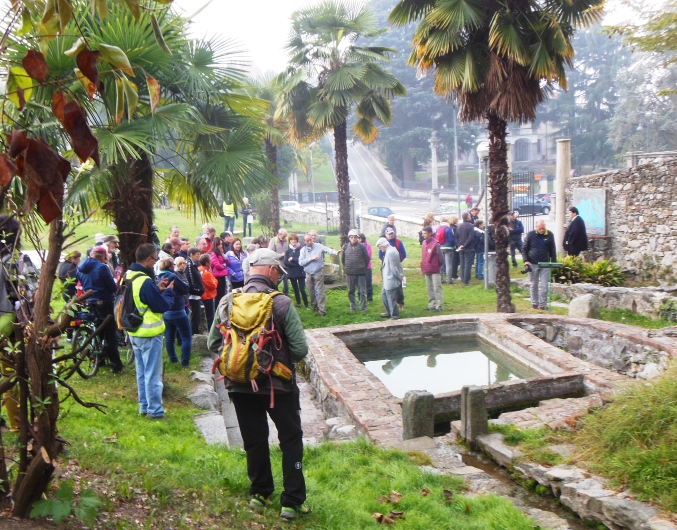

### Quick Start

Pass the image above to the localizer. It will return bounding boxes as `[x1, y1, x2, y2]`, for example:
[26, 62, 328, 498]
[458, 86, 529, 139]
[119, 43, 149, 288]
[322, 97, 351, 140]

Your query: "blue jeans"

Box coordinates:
[131, 334, 164, 417]
[164, 310, 193, 367]
[224, 216, 236, 232]
[475, 251, 485, 279]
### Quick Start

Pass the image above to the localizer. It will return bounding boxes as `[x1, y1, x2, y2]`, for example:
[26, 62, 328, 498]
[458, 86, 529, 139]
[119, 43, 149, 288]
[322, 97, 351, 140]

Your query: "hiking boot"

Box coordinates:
[280, 503, 311, 520]
[380, 313, 390, 318]
[249, 494, 271, 511]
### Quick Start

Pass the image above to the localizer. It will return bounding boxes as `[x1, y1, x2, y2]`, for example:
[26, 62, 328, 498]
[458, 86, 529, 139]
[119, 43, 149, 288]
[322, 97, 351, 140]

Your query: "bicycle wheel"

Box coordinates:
[74, 327, 100, 379]
[117, 329, 135, 366]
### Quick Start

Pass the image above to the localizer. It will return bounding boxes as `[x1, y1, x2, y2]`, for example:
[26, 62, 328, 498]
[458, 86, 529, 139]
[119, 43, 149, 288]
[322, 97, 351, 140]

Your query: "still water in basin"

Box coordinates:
[352, 336, 537, 399]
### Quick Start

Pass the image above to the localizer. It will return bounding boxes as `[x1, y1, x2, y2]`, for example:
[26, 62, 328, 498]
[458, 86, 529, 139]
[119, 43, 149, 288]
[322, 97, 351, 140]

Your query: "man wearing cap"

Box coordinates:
[378, 228, 406, 309]
[269, 229, 290, 295]
[377, 237, 403, 320]
[341, 229, 370, 313]
[208, 249, 310, 520]
[298, 234, 342, 317]
[77, 246, 124, 373]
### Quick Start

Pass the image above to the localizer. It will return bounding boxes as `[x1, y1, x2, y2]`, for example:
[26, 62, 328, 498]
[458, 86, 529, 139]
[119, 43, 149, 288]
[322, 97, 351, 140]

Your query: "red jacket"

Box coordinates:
[421, 238, 443, 275]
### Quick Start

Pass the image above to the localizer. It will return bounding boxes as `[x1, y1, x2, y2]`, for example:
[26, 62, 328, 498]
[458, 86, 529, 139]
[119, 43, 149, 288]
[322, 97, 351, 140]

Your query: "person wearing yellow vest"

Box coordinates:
[222, 197, 238, 233]
[125, 243, 176, 419]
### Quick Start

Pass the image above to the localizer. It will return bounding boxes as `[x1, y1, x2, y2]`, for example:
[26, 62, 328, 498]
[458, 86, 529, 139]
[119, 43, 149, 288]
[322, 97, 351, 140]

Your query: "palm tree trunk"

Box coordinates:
[334, 121, 350, 245]
[111, 152, 155, 268]
[487, 111, 515, 313]
[265, 139, 280, 234]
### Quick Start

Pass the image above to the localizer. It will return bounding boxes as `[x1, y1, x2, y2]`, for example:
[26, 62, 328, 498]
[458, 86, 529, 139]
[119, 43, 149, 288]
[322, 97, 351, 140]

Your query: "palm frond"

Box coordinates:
[426, 0, 486, 31]
[324, 64, 365, 91]
[489, 9, 530, 66]
[389, 0, 437, 27]
[353, 117, 378, 143]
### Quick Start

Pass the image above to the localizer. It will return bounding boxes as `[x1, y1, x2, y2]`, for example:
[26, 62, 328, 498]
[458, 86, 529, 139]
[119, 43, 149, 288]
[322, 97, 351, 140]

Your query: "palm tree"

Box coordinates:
[390, 0, 603, 312]
[7, 3, 273, 266]
[280, 1, 406, 243]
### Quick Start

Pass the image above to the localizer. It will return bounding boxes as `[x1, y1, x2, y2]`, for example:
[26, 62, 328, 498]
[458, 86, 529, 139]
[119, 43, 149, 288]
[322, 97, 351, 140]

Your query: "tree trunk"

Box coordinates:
[12, 217, 64, 517]
[265, 139, 280, 234]
[487, 112, 515, 313]
[334, 121, 350, 245]
[111, 152, 155, 268]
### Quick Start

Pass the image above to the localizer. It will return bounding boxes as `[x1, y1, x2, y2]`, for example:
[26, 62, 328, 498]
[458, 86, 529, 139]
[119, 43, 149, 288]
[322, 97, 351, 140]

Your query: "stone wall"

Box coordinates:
[566, 156, 677, 283]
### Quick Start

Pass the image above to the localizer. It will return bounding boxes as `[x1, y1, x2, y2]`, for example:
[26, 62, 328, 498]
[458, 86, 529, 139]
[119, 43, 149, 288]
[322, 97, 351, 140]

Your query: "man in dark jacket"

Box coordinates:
[508, 212, 525, 267]
[563, 206, 588, 256]
[58, 250, 81, 302]
[77, 246, 123, 372]
[456, 212, 476, 285]
[186, 247, 205, 334]
[341, 229, 370, 313]
[207, 249, 310, 521]
[523, 220, 557, 310]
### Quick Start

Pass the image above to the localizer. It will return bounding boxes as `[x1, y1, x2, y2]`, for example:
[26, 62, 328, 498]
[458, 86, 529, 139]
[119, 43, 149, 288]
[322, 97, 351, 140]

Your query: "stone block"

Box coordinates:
[188, 384, 219, 411]
[648, 517, 677, 530]
[568, 294, 600, 319]
[475, 433, 523, 468]
[600, 496, 659, 530]
[191, 333, 212, 356]
[402, 390, 434, 440]
[461, 386, 489, 446]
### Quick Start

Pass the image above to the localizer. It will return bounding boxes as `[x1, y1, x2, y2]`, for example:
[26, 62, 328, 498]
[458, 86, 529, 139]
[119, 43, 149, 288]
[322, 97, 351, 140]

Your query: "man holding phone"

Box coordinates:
[124, 243, 176, 420]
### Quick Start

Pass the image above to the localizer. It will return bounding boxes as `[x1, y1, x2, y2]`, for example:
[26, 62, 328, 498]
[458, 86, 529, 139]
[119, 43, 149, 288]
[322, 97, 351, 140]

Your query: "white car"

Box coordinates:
[281, 200, 301, 209]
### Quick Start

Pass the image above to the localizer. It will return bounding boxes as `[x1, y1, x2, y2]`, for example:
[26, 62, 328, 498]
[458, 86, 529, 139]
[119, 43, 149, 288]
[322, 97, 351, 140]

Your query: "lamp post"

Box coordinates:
[309, 142, 316, 205]
[452, 105, 460, 215]
[476, 142, 490, 290]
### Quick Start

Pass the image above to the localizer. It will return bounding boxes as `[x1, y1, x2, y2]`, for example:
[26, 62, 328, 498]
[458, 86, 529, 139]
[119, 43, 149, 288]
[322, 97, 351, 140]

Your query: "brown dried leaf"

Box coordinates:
[0, 154, 18, 187]
[52, 90, 67, 123]
[62, 100, 100, 167]
[8, 130, 29, 158]
[21, 137, 70, 223]
[76, 48, 100, 88]
[22, 50, 49, 83]
[443, 489, 453, 502]
[373, 512, 395, 524]
[421, 488, 430, 496]
[146, 76, 160, 114]
[389, 511, 405, 519]
[377, 496, 388, 504]
[74, 68, 96, 100]
[465, 501, 472, 514]
[388, 491, 402, 504]
[57, 0, 72, 32]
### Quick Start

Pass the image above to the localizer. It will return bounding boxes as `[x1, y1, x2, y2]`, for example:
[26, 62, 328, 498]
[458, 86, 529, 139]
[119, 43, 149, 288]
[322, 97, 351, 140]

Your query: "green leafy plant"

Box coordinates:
[659, 299, 677, 322]
[583, 260, 625, 287]
[31, 480, 102, 528]
[554, 255, 585, 284]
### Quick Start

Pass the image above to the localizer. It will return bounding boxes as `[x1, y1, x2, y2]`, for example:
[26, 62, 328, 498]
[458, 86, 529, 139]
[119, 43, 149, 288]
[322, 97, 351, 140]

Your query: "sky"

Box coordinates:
[173, 0, 635, 75]
[173, 0, 319, 75]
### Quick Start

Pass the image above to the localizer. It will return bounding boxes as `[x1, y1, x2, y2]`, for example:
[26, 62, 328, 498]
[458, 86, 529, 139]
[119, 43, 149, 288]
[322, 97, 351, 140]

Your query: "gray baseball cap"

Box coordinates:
[249, 248, 287, 274]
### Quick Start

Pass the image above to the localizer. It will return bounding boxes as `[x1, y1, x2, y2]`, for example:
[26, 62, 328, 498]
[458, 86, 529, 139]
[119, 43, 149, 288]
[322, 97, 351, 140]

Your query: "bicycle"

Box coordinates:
[68, 310, 134, 379]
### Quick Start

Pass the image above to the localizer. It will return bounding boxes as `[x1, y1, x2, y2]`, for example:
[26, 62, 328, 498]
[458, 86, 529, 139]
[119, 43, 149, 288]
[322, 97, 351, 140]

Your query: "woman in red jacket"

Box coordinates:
[199, 254, 218, 331]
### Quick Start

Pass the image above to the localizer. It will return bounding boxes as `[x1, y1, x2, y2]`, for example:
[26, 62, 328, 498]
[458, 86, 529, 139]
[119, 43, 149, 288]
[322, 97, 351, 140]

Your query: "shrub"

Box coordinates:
[582, 260, 624, 287]
[659, 298, 677, 322]
[553, 255, 585, 284]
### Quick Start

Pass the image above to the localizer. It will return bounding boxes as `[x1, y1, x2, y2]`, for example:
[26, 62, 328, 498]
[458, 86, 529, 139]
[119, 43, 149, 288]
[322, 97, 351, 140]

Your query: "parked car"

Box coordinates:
[367, 206, 394, 218]
[535, 193, 556, 203]
[280, 200, 301, 209]
[513, 196, 551, 216]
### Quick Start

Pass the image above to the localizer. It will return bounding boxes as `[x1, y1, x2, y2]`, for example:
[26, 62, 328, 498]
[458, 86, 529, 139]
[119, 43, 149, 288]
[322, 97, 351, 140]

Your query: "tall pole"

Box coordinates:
[310, 143, 316, 205]
[453, 106, 460, 214]
[484, 157, 489, 290]
[555, 139, 571, 256]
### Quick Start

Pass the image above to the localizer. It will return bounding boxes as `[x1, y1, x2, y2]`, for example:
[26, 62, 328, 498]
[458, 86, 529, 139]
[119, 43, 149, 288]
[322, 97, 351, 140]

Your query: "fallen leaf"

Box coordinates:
[465, 501, 472, 514]
[389, 511, 405, 519]
[443, 489, 453, 502]
[373, 512, 395, 524]
[421, 488, 430, 496]
[389, 491, 402, 504]
[377, 496, 388, 504]
[22, 50, 49, 83]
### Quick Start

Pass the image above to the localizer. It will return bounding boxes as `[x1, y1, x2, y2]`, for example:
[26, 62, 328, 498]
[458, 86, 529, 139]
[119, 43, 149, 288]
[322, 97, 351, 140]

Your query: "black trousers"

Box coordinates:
[189, 298, 203, 334]
[230, 391, 306, 507]
[288, 277, 308, 308]
[89, 301, 122, 371]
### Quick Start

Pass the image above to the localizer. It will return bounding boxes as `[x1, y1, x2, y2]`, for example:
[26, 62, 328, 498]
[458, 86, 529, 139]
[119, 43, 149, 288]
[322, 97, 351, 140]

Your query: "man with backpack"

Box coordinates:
[435, 217, 455, 284]
[124, 243, 175, 419]
[341, 229, 370, 313]
[208, 249, 310, 520]
[77, 246, 124, 373]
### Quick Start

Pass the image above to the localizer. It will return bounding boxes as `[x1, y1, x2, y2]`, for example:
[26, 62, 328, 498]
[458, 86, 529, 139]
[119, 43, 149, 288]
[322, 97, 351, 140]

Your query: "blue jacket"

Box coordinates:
[157, 270, 188, 312]
[226, 250, 247, 283]
[509, 219, 524, 242]
[77, 257, 117, 302]
[128, 263, 175, 313]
